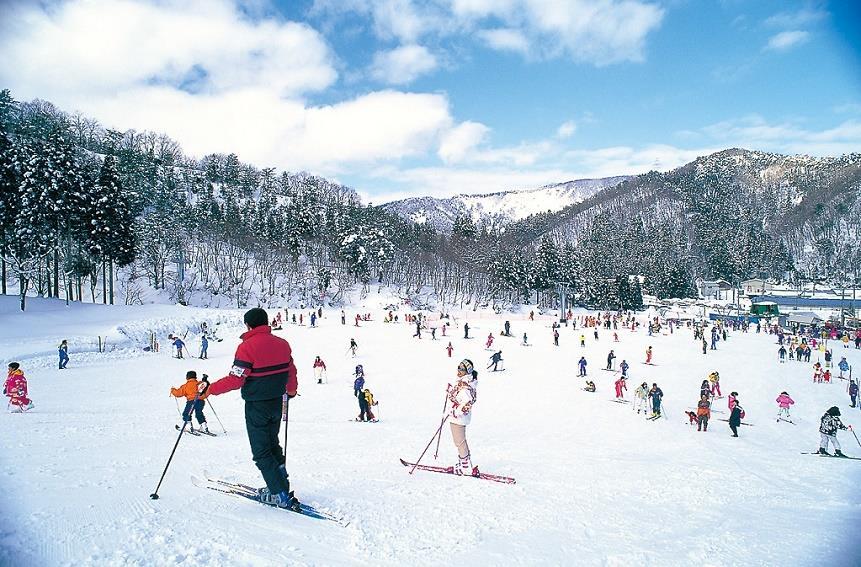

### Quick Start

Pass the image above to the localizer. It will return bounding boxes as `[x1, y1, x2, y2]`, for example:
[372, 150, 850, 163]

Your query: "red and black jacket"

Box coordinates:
[209, 325, 298, 401]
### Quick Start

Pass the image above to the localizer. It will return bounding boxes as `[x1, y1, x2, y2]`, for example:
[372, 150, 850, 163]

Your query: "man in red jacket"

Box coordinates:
[207, 307, 299, 509]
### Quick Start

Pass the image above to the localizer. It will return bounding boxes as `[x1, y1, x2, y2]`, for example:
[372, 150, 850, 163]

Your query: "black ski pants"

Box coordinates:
[182, 399, 206, 424]
[245, 398, 289, 494]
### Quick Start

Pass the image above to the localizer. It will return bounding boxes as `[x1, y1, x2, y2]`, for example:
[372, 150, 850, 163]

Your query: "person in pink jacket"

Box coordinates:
[728, 392, 738, 411]
[776, 391, 794, 421]
[4, 362, 34, 412]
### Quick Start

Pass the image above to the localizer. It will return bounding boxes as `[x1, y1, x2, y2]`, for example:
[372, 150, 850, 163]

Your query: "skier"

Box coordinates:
[838, 356, 849, 378]
[849, 380, 858, 409]
[341, 310, 346, 325]
[728, 391, 738, 411]
[614, 376, 627, 399]
[414, 320, 422, 339]
[448, 359, 479, 475]
[708, 371, 722, 397]
[170, 370, 209, 433]
[818, 406, 851, 456]
[823, 369, 832, 383]
[553, 328, 560, 346]
[613, 332, 619, 342]
[700, 380, 711, 400]
[648, 383, 663, 417]
[778, 345, 786, 363]
[310, 312, 317, 328]
[485, 333, 494, 350]
[463, 322, 470, 339]
[521, 332, 528, 346]
[4, 362, 33, 412]
[353, 365, 365, 398]
[824, 348, 832, 368]
[813, 362, 823, 383]
[172, 335, 186, 359]
[696, 393, 711, 432]
[431, 327, 437, 340]
[620, 359, 629, 377]
[446, 342, 453, 358]
[593, 329, 599, 341]
[488, 351, 503, 372]
[633, 382, 649, 414]
[728, 398, 745, 437]
[645, 346, 653, 364]
[356, 388, 377, 422]
[58, 340, 69, 369]
[584, 380, 596, 393]
[776, 391, 794, 421]
[504, 321, 511, 336]
[578, 356, 588, 377]
[312, 356, 327, 384]
[580, 334, 586, 348]
[606, 350, 616, 371]
[206, 308, 299, 510]
[199, 334, 209, 359]
[349, 338, 358, 357]
[701, 337, 708, 355]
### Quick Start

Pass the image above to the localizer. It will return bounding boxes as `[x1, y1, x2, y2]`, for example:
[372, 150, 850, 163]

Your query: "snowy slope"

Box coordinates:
[1, 297, 859, 566]
[381, 176, 629, 232]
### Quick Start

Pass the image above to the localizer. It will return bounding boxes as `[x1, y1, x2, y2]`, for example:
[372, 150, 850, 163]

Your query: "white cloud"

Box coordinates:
[700, 115, 861, 156]
[764, 8, 828, 29]
[765, 30, 810, 51]
[370, 44, 438, 85]
[477, 28, 530, 54]
[556, 120, 577, 139]
[438, 121, 490, 163]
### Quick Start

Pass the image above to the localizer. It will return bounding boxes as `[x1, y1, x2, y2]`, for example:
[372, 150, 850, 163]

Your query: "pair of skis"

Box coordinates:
[399, 458, 515, 484]
[175, 425, 217, 437]
[192, 473, 349, 526]
[801, 451, 861, 460]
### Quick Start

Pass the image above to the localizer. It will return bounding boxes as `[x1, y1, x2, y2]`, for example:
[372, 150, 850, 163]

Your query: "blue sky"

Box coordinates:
[1, 0, 859, 202]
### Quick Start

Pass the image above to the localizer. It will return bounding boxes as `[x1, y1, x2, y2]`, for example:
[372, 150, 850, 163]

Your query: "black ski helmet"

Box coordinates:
[828, 406, 841, 417]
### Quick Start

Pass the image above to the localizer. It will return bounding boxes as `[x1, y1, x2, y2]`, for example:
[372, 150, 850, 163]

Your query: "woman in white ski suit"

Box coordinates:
[449, 359, 478, 475]
[633, 382, 649, 414]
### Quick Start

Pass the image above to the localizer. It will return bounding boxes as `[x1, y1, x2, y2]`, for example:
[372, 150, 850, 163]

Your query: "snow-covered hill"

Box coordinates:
[381, 176, 629, 232]
[2, 296, 859, 565]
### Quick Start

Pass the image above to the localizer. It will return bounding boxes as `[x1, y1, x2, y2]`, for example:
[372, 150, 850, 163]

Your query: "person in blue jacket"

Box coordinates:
[850, 380, 858, 409]
[58, 340, 69, 369]
[648, 383, 663, 417]
[172, 336, 186, 359]
[578, 356, 587, 377]
[838, 356, 849, 378]
[620, 359, 629, 377]
[199, 334, 209, 359]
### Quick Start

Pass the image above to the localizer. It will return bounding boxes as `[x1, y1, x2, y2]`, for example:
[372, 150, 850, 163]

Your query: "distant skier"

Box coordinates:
[633, 382, 649, 414]
[310, 312, 317, 328]
[778, 345, 786, 363]
[4, 362, 33, 412]
[696, 394, 711, 432]
[553, 328, 560, 347]
[446, 342, 454, 358]
[199, 334, 209, 359]
[356, 388, 377, 422]
[349, 338, 358, 357]
[728, 398, 745, 437]
[620, 360, 629, 378]
[341, 310, 346, 325]
[645, 346, 653, 364]
[504, 321, 511, 336]
[414, 320, 422, 339]
[606, 350, 616, 371]
[708, 371, 721, 397]
[448, 359, 479, 476]
[614, 376, 627, 399]
[488, 351, 503, 372]
[485, 333, 494, 350]
[700, 380, 711, 400]
[584, 380, 596, 393]
[353, 365, 365, 397]
[580, 334, 586, 348]
[312, 356, 327, 384]
[522, 332, 528, 346]
[818, 406, 850, 456]
[648, 383, 663, 417]
[171, 335, 186, 359]
[463, 322, 470, 339]
[838, 357, 849, 378]
[58, 340, 69, 369]
[849, 380, 858, 409]
[776, 391, 794, 421]
[170, 370, 209, 433]
[578, 356, 587, 377]
[701, 338, 708, 355]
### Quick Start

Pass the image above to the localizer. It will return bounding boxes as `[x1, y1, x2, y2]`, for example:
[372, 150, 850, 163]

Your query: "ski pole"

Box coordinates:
[433, 393, 449, 460]
[173, 396, 182, 418]
[851, 427, 861, 448]
[151, 393, 199, 500]
[206, 398, 227, 434]
[283, 396, 290, 468]
[412, 415, 449, 474]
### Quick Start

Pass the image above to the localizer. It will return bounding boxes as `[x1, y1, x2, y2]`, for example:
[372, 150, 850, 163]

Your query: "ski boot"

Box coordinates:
[200, 422, 210, 433]
[817, 447, 828, 455]
[257, 487, 300, 510]
[834, 449, 846, 458]
[454, 454, 476, 476]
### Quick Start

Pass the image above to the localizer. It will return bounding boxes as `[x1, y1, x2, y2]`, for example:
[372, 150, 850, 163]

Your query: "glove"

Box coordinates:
[197, 382, 208, 393]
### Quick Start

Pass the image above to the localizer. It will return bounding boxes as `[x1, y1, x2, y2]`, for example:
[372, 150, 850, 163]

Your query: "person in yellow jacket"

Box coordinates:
[170, 370, 210, 432]
[356, 388, 378, 422]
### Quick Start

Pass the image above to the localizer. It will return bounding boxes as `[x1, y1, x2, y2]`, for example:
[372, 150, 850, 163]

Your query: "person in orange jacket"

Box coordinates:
[170, 370, 209, 433]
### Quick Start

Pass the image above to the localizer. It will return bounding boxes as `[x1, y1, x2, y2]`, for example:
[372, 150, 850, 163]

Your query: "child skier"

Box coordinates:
[633, 382, 649, 414]
[700, 379, 711, 400]
[4, 362, 34, 412]
[728, 391, 738, 411]
[353, 365, 365, 397]
[172, 335, 186, 359]
[813, 362, 823, 383]
[849, 380, 858, 409]
[696, 394, 711, 432]
[312, 356, 327, 384]
[356, 388, 377, 422]
[446, 342, 454, 357]
[614, 376, 627, 399]
[199, 334, 209, 359]
[170, 370, 209, 433]
[776, 391, 794, 421]
[58, 340, 69, 369]
[448, 359, 479, 475]
[648, 383, 663, 417]
[838, 357, 849, 378]
[485, 333, 494, 350]
[818, 406, 851, 456]
[778, 345, 786, 363]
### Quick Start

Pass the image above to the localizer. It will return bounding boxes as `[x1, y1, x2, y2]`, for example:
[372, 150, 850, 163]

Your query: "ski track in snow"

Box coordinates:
[1, 296, 860, 566]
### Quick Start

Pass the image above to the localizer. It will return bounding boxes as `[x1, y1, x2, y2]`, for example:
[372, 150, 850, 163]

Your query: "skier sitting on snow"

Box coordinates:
[448, 359, 479, 476]
[776, 392, 794, 420]
[818, 406, 851, 457]
[633, 382, 649, 414]
[5, 362, 34, 412]
[584, 380, 596, 393]
[170, 370, 209, 433]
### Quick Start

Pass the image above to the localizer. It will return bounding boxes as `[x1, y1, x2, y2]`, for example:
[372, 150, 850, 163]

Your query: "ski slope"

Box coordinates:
[1, 296, 859, 566]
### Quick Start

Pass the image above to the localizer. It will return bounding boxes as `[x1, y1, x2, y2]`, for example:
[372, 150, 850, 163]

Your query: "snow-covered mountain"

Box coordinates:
[380, 176, 630, 232]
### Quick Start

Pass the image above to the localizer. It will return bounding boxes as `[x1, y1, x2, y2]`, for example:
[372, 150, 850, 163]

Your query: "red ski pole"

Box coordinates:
[433, 392, 450, 460]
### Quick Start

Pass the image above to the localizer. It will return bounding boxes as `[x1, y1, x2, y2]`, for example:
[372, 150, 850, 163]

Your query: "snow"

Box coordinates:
[1, 296, 860, 566]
